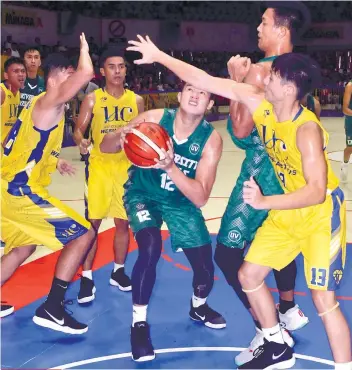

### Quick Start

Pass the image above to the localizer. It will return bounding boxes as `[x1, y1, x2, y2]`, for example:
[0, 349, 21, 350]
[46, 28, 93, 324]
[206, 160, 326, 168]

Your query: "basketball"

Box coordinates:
[124, 122, 171, 168]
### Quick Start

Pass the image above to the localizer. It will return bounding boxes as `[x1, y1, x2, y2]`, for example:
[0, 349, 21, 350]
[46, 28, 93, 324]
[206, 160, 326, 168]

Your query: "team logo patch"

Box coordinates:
[333, 269, 343, 285]
[228, 230, 242, 242]
[136, 203, 145, 210]
[264, 109, 270, 116]
[189, 143, 200, 155]
[347, 139, 352, 145]
[101, 97, 107, 102]
[7, 95, 11, 99]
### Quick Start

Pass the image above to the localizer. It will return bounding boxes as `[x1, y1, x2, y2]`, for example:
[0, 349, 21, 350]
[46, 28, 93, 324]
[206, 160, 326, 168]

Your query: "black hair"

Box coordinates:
[99, 48, 125, 68]
[42, 53, 72, 85]
[4, 57, 25, 72]
[271, 53, 321, 100]
[22, 45, 41, 57]
[264, 1, 311, 42]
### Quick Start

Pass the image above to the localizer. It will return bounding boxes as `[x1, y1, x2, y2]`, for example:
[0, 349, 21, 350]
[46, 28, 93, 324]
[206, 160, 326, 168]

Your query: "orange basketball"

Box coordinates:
[124, 122, 170, 168]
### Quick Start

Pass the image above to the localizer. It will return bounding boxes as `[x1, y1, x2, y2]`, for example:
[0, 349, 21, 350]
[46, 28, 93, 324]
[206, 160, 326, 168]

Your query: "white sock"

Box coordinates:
[82, 270, 93, 280]
[335, 362, 352, 370]
[132, 305, 147, 326]
[192, 294, 207, 308]
[262, 324, 285, 344]
[114, 263, 124, 273]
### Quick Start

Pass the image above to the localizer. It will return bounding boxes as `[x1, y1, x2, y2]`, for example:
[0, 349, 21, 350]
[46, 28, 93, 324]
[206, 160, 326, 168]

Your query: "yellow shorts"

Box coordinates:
[1, 182, 91, 255]
[85, 156, 130, 220]
[245, 187, 346, 291]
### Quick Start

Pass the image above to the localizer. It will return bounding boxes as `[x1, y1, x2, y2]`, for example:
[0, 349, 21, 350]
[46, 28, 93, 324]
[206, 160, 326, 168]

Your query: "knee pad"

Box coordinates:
[242, 281, 264, 293]
[318, 302, 340, 317]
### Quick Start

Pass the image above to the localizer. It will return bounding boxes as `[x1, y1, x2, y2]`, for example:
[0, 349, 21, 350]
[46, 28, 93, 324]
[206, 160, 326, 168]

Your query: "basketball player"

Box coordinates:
[1, 34, 98, 333]
[73, 49, 144, 303]
[128, 37, 351, 370]
[19, 46, 45, 115]
[216, 5, 314, 365]
[101, 82, 226, 362]
[1, 57, 26, 145]
[341, 80, 352, 183]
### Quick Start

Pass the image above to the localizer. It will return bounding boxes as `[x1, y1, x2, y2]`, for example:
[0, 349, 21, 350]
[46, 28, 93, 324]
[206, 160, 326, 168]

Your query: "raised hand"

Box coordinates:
[127, 35, 161, 65]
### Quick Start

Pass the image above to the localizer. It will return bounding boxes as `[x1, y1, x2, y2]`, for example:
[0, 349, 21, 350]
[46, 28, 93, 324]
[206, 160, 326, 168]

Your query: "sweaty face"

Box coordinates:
[4, 63, 26, 90]
[178, 84, 213, 115]
[24, 50, 41, 72]
[100, 56, 126, 85]
[257, 8, 282, 52]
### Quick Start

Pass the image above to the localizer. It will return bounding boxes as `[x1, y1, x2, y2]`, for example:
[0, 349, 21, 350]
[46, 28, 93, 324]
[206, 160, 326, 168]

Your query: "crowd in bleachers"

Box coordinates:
[2, 33, 352, 94]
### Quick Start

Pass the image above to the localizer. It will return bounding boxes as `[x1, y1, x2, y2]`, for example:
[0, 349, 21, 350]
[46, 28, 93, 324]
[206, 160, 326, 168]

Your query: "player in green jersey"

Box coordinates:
[100, 82, 225, 362]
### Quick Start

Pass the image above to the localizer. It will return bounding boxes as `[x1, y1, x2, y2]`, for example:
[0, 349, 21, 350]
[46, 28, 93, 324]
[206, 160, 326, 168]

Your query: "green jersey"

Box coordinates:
[124, 108, 214, 204]
[19, 76, 45, 115]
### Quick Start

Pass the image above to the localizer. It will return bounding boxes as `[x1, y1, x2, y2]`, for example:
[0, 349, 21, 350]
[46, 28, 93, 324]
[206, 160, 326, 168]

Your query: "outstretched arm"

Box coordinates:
[127, 35, 263, 113]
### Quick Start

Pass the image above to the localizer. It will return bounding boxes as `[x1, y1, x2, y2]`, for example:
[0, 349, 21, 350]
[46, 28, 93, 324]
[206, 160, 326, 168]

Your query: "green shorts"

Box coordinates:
[217, 124, 284, 249]
[345, 116, 352, 147]
[124, 192, 211, 252]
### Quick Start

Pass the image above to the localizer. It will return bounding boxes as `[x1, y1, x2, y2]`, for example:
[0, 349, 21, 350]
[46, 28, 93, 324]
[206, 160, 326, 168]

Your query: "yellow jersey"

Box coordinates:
[1, 82, 20, 143]
[253, 100, 339, 193]
[90, 88, 138, 162]
[2, 92, 64, 191]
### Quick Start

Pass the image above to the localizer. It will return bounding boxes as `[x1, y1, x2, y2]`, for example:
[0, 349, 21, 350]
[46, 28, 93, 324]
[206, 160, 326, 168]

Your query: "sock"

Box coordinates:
[254, 319, 262, 330]
[46, 277, 69, 307]
[82, 270, 93, 280]
[192, 294, 207, 308]
[132, 304, 147, 326]
[114, 263, 124, 273]
[262, 324, 285, 344]
[279, 298, 295, 314]
[334, 362, 352, 370]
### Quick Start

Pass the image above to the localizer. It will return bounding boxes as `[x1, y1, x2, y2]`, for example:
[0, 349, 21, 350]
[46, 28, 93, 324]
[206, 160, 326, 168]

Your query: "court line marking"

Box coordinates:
[51, 346, 334, 369]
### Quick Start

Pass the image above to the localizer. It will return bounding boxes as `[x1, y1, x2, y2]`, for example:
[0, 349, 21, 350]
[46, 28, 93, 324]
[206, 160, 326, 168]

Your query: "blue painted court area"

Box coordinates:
[1, 236, 351, 369]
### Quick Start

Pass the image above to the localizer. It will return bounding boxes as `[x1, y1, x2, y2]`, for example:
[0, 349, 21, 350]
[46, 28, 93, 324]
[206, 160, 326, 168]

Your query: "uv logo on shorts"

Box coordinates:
[189, 143, 200, 155]
[228, 230, 242, 242]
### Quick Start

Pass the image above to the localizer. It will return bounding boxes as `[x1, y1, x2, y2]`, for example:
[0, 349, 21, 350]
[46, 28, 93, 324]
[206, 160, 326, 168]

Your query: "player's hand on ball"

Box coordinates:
[57, 159, 76, 176]
[243, 176, 267, 209]
[79, 138, 91, 154]
[227, 55, 251, 82]
[127, 35, 161, 65]
[153, 140, 174, 172]
[120, 121, 143, 148]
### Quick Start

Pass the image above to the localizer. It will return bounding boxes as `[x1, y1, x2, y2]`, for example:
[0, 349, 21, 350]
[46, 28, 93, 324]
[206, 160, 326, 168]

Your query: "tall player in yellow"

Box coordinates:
[73, 49, 144, 303]
[127, 36, 351, 370]
[1, 34, 98, 333]
[1, 57, 26, 145]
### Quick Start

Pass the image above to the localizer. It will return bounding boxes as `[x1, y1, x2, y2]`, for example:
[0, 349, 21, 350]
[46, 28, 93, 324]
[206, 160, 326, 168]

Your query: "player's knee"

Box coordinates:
[238, 263, 260, 289]
[89, 219, 102, 233]
[215, 243, 244, 286]
[113, 218, 129, 233]
[135, 227, 162, 267]
[311, 290, 338, 314]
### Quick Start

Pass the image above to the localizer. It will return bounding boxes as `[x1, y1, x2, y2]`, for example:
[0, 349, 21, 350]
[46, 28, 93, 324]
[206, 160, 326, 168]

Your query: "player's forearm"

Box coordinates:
[100, 132, 122, 153]
[263, 185, 326, 210]
[73, 129, 84, 145]
[166, 164, 207, 208]
[156, 52, 245, 102]
[343, 107, 352, 116]
[77, 48, 94, 78]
